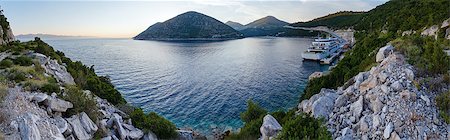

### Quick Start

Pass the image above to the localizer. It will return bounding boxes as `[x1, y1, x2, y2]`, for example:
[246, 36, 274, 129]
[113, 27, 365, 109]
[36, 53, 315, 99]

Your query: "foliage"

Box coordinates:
[436, 91, 450, 124]
[291, 11, 365, 29]
[276, 113, 331, 140]
[0, 77, 7, 103]
[0, 59, 13, 69]
[13, 56, 33, 66]
[130, 108, 178, 139]
[240, 100, 267, 123]
[40, 83, 61, 94]
[61, 86, 99, 122]
[226, 100, 267, 140]
[6, 69, 26, 83]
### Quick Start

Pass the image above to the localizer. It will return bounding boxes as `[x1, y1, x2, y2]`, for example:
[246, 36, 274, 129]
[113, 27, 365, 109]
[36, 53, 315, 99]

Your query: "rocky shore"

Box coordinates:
[298, 46, 449, 139]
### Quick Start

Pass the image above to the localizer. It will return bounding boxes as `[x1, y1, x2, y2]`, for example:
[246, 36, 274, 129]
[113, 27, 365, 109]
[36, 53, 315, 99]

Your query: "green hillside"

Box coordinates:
[291, 11, 365, 29]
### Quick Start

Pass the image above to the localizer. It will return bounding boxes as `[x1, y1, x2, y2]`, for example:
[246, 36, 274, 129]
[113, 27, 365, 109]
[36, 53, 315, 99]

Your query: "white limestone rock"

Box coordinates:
[376, 45, 393, 63]
[260, 114, 282, 140]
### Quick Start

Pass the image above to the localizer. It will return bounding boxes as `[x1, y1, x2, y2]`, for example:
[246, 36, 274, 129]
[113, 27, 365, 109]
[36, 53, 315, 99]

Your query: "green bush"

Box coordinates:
[436, 91, 450, 124]
[40, 83, 60, 94]
[226, 100, 267, 140]
[240, 100, 267, 123]
[13, 56, 33, 66]
[0, 59, 13, 69]
[61, 86, 98, 122]
[276, 113, 331, 139]
[7, 70, 26, 83]
[130, 108, 177, 139]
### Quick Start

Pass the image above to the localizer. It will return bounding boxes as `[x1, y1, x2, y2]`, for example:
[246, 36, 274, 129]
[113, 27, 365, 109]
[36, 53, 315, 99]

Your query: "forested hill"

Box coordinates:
[291, 11, 365, 29]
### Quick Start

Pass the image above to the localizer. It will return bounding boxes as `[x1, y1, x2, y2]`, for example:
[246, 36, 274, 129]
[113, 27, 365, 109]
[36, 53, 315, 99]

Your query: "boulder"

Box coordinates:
[441, 18, 450, 28]
[373, 115, 381, 128]
[311, 89, 337, 119]
[420, 95, 430, 106]
[260, 114, 282, 140]
[142, 132, 158, 140]
[45, 98, 73, 112]
[309, 72, 324, 80]
[421, 25, 439, 39]
[44, 59, 75, 85]
[79, 112, 98, 134]
[334, 94, 349, 108]
[359, 116, 369, 133]
[383, 122, 394, 139]
[389, 131, 401, 140]
[112, 113, 128, 140]
[390, 81, 403, 92]
[350, 96, 364, 119]
[67, 114, 92, 140]
[28, 53, 49, 65]
[340, 127, 353, 140]
[31, 93, 49, 103]
[122, 124, 144, 139]
[52, 116, 69, 134]
[18, 113, 41, 140]
[177, 130, 194, 140]
[370, 97, 383, 113]
[376, 45, 394, 62]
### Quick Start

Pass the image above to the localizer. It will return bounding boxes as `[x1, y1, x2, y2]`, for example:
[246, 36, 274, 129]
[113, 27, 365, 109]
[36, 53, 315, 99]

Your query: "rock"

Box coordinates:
[404, 68, 414, 80]
[101, 136, 112, 140]
[373, 115, 381, 128]
[31, 93, 49, 103]
[384, 122, 394, 139]
[52, 116, 69, 134]
[309, 72, 324, 80]
[350, 96, 364, 119]
[359, 116, 369, 133]
[389, 131, 401, 140]
[334, 94, 349, 107]
[376, 45, 393, 62]
[341, 127, 353, 140]
[18, 113, 41, 140]
[371, 97, 383, 113]
[123, 124, 144, 139]
[390, 81, 403, 92]
[381, 84, 389, 94]
[67, 114, 92, 140]
[420, 95, 430, 106]
[378, 72, 388, 83]
[45, 97, 73, 112]
[29, 53, 49, 65]
[360, 76, 378, 91]
[79, 112, 98, 134]
[112, 113, 128, 140]
[421, 25, 439, 39]
[400, 90, 411, 100]
[177, 130, 194, 140]
[260, 114, 282, 140]
[142, 132, 158, 140]
[311, 89, 337, 119]
[44, 59, 75, 85]
[442, 18, 450, 28]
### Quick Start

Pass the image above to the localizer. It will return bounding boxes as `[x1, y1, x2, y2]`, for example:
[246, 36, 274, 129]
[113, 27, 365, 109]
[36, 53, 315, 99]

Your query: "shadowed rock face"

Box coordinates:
[0, 10, 15, 45]
[134, 11, 242, 41]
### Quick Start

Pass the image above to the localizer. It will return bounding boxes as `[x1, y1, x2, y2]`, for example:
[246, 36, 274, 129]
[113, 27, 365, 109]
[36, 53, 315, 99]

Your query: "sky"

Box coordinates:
[0, 0, 388, 38]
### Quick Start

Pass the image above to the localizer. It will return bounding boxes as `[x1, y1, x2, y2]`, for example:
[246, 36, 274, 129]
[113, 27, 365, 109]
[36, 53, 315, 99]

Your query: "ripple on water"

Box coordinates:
[41, 37, 329, 135]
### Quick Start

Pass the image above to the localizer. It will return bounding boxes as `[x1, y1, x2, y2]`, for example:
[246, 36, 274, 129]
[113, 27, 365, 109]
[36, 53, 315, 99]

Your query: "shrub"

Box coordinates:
[436, 91, 450, 124]
[61, 86, 98, 122]
[40, 83, 60, 94]
[276, 113, 331, 139]
[23, 81, 41, 92]
[0, 59, 13, 69]
[7, 70, 26, 83]
[13, 56, 33, 66]
[130, 108, 178, 139]
[226, 100, 267, 140]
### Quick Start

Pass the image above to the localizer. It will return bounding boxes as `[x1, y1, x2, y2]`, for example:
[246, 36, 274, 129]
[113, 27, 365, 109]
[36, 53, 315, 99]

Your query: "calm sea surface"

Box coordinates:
[21, 37, 329, 134]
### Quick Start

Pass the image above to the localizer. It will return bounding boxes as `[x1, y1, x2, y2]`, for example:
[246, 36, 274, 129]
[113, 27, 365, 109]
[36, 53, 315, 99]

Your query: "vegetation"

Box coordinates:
[226, 100, 331, 140]
[60, 86, 99, 121]
[292, 11, 365, 29]
[130, 108, 178, 139]
[0, 59, 13, 69]
[436, 91, 450, 124]
[13, 56, 33, 66]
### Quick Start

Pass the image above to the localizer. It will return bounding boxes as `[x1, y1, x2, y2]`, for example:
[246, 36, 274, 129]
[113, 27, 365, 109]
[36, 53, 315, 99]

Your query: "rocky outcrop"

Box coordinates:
[259, 114, 282, 140]
[375, 45, 393, 63]
[421, 25, 439, 39]
[308, 72, 324, 80]
[44, 59, 76, 85]
[0, 10, 15, 45]
[298, 46, 448, 139]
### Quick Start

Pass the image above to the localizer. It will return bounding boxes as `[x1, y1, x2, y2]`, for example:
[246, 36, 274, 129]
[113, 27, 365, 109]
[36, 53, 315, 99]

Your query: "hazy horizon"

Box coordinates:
[1, 0, 387, 38]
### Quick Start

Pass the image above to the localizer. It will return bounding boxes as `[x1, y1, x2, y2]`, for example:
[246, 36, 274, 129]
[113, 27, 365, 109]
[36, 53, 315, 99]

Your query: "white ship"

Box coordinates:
[302, 38, 345, 61]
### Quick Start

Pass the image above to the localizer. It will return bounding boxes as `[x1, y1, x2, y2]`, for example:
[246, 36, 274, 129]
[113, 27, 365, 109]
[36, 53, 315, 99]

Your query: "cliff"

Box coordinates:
[0, 9, 14, 44]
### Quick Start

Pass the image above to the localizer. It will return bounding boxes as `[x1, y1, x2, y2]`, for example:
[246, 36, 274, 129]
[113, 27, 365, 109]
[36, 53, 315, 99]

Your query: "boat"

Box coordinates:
[302, 37, 345, 61]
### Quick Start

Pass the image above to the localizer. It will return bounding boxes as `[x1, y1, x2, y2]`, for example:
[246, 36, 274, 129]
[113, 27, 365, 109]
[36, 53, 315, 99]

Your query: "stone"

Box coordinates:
[359, 116, 369, 133]
[404, 68, 414, 80]
[122, 123, 144, 139]
[384, 122, 394, 139]
[373, 115, 381, 128]
[18, 113, 41, 140]
[52, 116, 69, 134]
[400, 90, 411, 100]
[311, 89, 337, 119]
[309, 72, 323, 80]
[112, 113, 128, 140]
[390, 81, 403, 92]
[341, 127, 353, 140]
[260, 114, 282, 140]
[44, 59, 75, 85]
[177, 130, 194, 140]
[421, 25, 439, 39]
[381, 84, 389, 94]
[442, 18, 450, 28]
[142, 132, 158, 140]
[420, 95, 430, 106]
[31, 93, 49, 103]
[350, 96, 364, 119]
[45, 97, 73, 112]
[360, 76, 378, 91]
[389, 131, 401, 140]
[101, 136, 112, 140]
[79, 112, 98, 134]
[371, 97, 383, 113]
[376, 45, 394, 62]
[334, 94, 349, 107]
[67, 114, 92, 140]
[378, 72, 388, 83]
